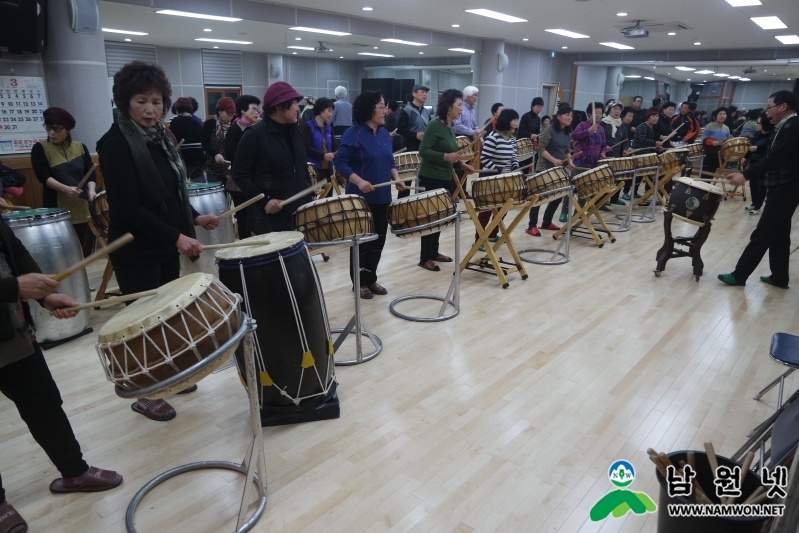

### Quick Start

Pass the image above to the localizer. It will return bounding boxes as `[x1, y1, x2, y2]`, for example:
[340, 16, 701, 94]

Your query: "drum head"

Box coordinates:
[2, 208, 70, 226]
[99, 273, 214, 341]
[188, 183, 225, 193]
[677, 177, 724, 195]
[214, 231, 304, 261]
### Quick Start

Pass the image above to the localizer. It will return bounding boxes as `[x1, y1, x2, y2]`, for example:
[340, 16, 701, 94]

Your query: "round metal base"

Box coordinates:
[125, 460, 267, 533]
[518, 248, 569, 266]
[389, 294, 459, 322]
[330, 327, 383, 366]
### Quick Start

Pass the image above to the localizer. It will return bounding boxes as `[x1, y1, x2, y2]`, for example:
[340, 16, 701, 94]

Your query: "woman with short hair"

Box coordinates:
[301, 97, 338, 186]
[701, 107, 731, 175]
[201, 97, 235, 183]
[478, 108, 520, 247]
[169, 96, 205, 182]
[223, 94, 261, 239]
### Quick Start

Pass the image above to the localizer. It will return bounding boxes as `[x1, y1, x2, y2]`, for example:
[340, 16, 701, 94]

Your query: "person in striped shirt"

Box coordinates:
[478, 109, 520, 248]
[702, 107, 731, 174]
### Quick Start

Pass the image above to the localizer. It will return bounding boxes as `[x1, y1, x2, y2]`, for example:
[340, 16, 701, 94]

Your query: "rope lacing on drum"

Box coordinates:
[240, 261, 268, 407]
[304, 246, 336, 385]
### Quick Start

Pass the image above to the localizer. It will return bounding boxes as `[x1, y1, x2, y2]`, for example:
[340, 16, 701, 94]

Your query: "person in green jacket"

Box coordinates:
[417, 89, 475, 271]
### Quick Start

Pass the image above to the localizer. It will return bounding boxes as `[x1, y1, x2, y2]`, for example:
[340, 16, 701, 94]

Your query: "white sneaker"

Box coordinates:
[744, 205, 754, 211]
[750, 209, 760, 215]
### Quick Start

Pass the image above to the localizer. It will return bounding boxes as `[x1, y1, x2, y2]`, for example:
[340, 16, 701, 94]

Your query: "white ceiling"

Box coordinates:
[621, 62, 799, 82]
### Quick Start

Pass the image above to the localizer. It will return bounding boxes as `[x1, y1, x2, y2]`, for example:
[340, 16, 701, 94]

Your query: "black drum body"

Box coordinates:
[217, 239, 336, 418]
[668, 179, 723, 225]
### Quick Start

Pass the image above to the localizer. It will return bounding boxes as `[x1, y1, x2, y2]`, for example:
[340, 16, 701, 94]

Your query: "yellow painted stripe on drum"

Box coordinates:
[301, 351, 316, 369]
[239, 375, 247, 388]
[327, 338, 334, 355]
[260, 371, 274, 387]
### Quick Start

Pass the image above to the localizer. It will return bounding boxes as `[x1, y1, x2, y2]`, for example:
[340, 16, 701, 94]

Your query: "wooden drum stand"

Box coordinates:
[654, 212, 712, 282]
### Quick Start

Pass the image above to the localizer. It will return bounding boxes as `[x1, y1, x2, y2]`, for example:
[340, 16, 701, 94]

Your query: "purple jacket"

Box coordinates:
[571, 120, 608, 168]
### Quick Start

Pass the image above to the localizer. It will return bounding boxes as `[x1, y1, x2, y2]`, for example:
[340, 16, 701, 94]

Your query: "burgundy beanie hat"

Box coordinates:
[43, 107, 76, 130]
[262, 81, 304, 110]
[216, 97, 236, 114]
[174, 97, 193, 113]
[646, 108, 660, 118]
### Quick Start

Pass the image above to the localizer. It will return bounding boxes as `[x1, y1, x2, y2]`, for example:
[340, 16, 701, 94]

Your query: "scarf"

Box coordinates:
[215, 117, 231, 138]
[232, 116, 255, 128]
[116, 113, 196, 242]
[602, 116, 622, 137]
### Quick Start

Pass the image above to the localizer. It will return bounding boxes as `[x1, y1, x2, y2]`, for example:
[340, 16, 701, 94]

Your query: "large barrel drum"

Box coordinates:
[180, 183, 236, 277]
[2, 208, 91, 343]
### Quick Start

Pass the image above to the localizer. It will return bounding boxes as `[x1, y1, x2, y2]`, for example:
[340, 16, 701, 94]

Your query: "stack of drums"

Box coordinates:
[180, 183, 236, 277]
[572, 165, 615, 199]
[2, 208, 91, 343]
[471, 171, 527, 210]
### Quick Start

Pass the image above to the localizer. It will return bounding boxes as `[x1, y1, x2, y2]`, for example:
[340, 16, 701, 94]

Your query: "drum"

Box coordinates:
[216, 232, 337, 417]
[603, 157, 635, 175]
[180, 183, 236, 277]
[90, 190, 110, 234]
[721, 137, 751, 163]
[667, 177, 724, 225]
[394, 151, 422, 181]
[686, 143, 704, 158]
[2, 208, 90, 343]
[307, 163, 320, 185]
[388, 189, 456, 238]
[96, 273, 241, 398]
[631, 153, 661, 176]
[294, 194, 373, 243]
[525, 167, 571, 204]
[572, 165, 615, 198]
[471, 171, 527, 210]
[456, 135, 475, 158]
[516, 138, 535, 161]
[661, 149, 689, 174]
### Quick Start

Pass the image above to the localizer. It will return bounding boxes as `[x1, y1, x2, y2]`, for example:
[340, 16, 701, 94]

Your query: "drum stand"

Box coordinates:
[654, 211, 712, 281]
[628, 165, 661, 224]
[553, 186, 617, 248]
[311, 235, 383, 365]
[390, 213, 461, 320]
[607, 172, 635, 233]
[716, 154, 747, 201]
[118, 317, 268, 533]
[653, 165, 685, 206]
[519, 186, 574, 265]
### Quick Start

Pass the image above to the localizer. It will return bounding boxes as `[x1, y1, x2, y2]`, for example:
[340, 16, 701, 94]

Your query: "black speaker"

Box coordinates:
[0, 0, 48, 54]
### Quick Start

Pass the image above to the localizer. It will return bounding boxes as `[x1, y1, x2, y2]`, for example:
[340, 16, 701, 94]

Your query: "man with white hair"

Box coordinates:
[454, 86, 480, 139]
[331, 86, 352, 136]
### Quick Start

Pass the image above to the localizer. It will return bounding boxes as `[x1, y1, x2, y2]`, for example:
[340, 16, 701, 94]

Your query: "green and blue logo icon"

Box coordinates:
[590, 460, 657, 522]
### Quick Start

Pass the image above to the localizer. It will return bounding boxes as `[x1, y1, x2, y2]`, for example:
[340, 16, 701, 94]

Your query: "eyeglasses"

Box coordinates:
[766, 104, 784, 111]
[44, 124, 65, 133]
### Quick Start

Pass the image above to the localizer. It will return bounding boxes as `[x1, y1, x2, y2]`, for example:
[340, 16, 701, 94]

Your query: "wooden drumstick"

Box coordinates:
[371, 180, 418, 189]
[53, 289, 158, 314]
[726, 451, 755, 505]
[592, 102, 596, 126]
[175, 139, 185, 150]
[279, 179, 328, 206]
[389, 128, 398, 135]
[663, 122, 687, 143]
[704, 442, 720, 485]
[393, 147, 407, 155]
[218, 193, 265, 220]
[0, 204, 32, 211]
[74, 163, 97, 191]
[563, 151, 582, 164]
[201, 239, 271, 251]
[51, 233, 134, 282]
[742, 486, 766, 504]
[473, 168, 500, 174]
[606, 139, 628, 152]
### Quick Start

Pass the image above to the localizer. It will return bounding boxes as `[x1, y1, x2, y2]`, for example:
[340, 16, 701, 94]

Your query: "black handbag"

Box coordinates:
[0, 164, 26, 188]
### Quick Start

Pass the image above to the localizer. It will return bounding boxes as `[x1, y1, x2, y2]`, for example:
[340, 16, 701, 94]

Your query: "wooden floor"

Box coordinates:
[2, 185, 798, 533]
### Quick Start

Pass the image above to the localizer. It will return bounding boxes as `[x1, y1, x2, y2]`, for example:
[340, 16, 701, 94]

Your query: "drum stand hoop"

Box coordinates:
[390, 213, 461, 321]
[618, 166, 660, 224]
[519, 186, 573, 265]
[124, 318, 268, 533]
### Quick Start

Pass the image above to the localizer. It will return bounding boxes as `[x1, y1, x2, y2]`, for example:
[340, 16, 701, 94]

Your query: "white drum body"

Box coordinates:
[180, 183, 235, 277]
[2, 208, 91, 342]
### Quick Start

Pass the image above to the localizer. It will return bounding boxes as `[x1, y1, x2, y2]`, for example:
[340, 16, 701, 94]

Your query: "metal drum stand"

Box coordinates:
[519, 185, 574, 265]
[624, 165, 660, 224]
[389, 213, 461, 322]
[311, 234, 383, 365]
[118, 317, 268, 533]
[607, 170, 635, 233]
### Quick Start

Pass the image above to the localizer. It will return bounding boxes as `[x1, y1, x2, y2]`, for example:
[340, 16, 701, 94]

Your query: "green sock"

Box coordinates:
[717, 273, 743, 286]
[761, 276, 788, 289]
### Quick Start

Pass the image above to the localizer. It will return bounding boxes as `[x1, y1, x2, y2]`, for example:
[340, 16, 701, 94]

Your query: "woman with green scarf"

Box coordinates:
[97, 61, 219, 422]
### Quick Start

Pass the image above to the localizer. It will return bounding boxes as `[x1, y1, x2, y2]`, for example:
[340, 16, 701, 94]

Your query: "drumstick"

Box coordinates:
[217, 193, 265, 221]
[201, 240, 271, 251]
[606, 139, 628, 152]
[279, 179, 328, 206]
[742, 486, 766, 504]
[704, 442, 720, 488]
[592, 102, 596, 125]
[370, 181, 425, 191]
[175, 139, 185, 150]
[563, 151, 582, 164]
[53, 289, 158, 314]
[389, 128, 398, 135]
[726, 451, 754, 505]
[663, 122, 687, 143]
[0, 204, 32, 211]
[393, 147, 407, 155]
[74, 163, 98, 191]
[474, 168, 499, 174]
[51, 233, 134, 282]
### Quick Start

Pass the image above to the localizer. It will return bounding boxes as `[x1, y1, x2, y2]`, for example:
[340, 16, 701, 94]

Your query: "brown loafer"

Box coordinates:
[359, 286, 373, 299]
[435, 253, 453, 263]
[419, 260, 440, 272]
[132, 398, 176, 421]
[0, 501, 27, 533]
[49, 466, 123, 494]
[368, 283, 387, 295]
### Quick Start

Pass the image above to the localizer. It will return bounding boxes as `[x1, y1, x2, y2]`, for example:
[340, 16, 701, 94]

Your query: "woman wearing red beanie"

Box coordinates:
[30, 107, 97, 258]
[201, 97, 235, 183]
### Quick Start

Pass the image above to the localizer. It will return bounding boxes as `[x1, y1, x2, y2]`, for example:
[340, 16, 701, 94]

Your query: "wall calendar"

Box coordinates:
[0, 76, 48, 154]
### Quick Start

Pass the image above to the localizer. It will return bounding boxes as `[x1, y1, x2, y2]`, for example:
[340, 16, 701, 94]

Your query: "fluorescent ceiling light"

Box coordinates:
[695, 69, 715, 74]
[156, 10, 241, 22]
[196, 38, 252, 44]
[381, 38, 427, 46]
[545, 29, 590, 39]
[102, 28, 149, 35]
[776, 35, 799, 44]
[522, 38, 529, 41]
[124, 38, 131, 42]
[451, 24, 460, 27]
[213, 46, 219, 49]
[203, 28, 212, 32]
[358, 52, 394, 57]
[449, 48, 475, 53]
[727, 75, 741, 79]
[713, 73, 730, 77]
[644, 77, 655, 80]
[289, 26, 351, 36]
[751, 16, 786, 29]
[694, 42, 701, 45]
[287, 46, 314, 50]
[625, 75, 641, 78]
[419, 52, 424, 54]
[739, 78, 751, 81]
[465, 9, 527, 23]
[675, 66, 695, 71]
[616, 12, 628, 16]
[725, 0, 761, 5]
[362, 6, 373, 10]
[668, 32, 676, 36]
[600, 42, 634, 50]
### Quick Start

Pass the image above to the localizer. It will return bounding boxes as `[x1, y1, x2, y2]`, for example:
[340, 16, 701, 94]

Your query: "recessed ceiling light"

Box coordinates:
[625, 75, 641, 79]
[668, 32, 676, 36]
[124, 38, 132, 42]
[373, 46, 378, 49]
[776, 35, 799, 44]
[381, 38, 427, 46]
[694, 42, 701, 45]
[545, 29, 590, 39]
[362, 6, 373, 10]
[713, 73, 730, 77]
[687, 78, 691, 81]
[156, 10, 241, 22]
[562, 46, 568, 49]
[465, 9, 527, 23]
[292, 52, 297, 55]
[295, 37, 301, 40]
[448, 48, 475, 53]
[644, 76, 655, 80]
[339, 56, 343, 58]
[617, 12, 628, 16]
[287, 46, 314, 50]
[289, 26, 351, 36]
[213, 46, 219, 49]
[522, 38, 529, 41]
[419, 52, 424, 54]
[751, 16, 786, 29]
[675, 66, 695, 71]
[102, 28, 149, 35]
[203, 28, 212, 32]
[695, 70, 715, 74]
[600, 42, 635, 50]
[196, 38, 252, 44]
[739, 77, 751, 81]
[451, 24, 460, 27]
[764, 69, 768, 71]
[358, 52, 394, 57]
[725, 0, 761, 5]
[728, 75, 741, 79]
